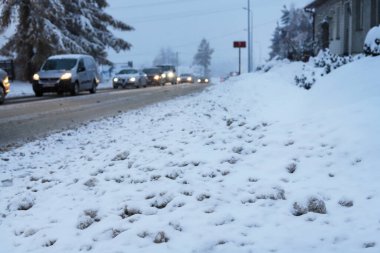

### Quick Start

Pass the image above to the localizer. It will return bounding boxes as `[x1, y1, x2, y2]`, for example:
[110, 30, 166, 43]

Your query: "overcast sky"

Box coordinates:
[106, 0, 311, 75]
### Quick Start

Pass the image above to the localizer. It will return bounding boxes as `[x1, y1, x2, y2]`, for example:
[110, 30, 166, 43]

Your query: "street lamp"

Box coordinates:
[244, 0, 253, 72]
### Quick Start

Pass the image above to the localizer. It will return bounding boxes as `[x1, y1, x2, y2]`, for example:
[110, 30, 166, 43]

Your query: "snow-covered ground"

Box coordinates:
[1, 56, 380, 253]
[7, 81, 113, 98]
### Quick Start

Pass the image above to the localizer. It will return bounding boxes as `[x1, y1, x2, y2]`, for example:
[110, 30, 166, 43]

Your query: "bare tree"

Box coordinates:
[193, 38, 214, 76]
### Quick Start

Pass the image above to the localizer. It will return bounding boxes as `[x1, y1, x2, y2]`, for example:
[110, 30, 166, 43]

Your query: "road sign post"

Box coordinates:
[233, 41, 246, 75]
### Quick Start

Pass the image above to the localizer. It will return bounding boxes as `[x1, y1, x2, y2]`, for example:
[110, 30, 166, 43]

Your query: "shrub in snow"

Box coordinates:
[83, 178, 98, 188]
[120, 206, 141, 219]
[292, 196, 327, 216]
[154, 231, 169, 243]
[364, 26, 380, 56]
[42, 239, 57, 247]
[338, 198, 354, 207]
[286, 163, 297, 174]
[313, 49, 354, 70]
[112, 151, 130, 161]
[292, 202, 308, 216]
[363, 242, 376, 248]
[307, 197, 327, 214]
[77, 209, 100, 230]
[256, 187, 286, 201]
[295, 49, 358, 90]
[7, 195, 35, 211]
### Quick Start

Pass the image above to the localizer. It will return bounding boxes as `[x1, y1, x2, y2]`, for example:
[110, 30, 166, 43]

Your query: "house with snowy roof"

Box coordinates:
[306, 0, 380, 55]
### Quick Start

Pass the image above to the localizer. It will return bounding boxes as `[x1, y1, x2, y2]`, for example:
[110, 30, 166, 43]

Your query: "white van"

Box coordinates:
[32, 54, 100, 96]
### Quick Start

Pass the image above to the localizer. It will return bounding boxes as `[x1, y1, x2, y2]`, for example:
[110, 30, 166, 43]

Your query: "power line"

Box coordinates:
[107, 0, 204, 10]
[128, 8, 242, 24]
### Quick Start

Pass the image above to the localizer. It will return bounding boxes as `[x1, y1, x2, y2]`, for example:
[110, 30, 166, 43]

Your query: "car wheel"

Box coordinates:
[113, 85, 118, 89]
[34, 90, 43, 97]
[57, 91, 64, 96]
[89, 80, 97, 94]
[0, 87, 5, 105]
[70, 82, 79, 96]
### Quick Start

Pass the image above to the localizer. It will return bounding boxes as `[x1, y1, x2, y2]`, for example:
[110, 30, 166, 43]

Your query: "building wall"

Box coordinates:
[351, 0, 380, 53]
[314, 0, 380, 55]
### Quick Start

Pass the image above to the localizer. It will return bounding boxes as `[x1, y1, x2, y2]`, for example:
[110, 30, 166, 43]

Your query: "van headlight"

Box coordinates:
[33, 74, 40, 81]
[154, 75, 160, 81]
[129, 77, 136, 82]
[161, 73, 166, 78]
[60, 73, 72, 80]
[187, 77, 192, 82]
[205, 79, 209, 83]
[168, 72, 174, 78]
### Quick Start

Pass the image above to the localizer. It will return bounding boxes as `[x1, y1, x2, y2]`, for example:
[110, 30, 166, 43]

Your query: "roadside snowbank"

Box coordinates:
[7, 81, 113, 98]
[1, 56, 379, 253]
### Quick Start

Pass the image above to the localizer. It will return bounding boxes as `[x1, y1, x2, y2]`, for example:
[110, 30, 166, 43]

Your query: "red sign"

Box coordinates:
[233, 41, 246, 48]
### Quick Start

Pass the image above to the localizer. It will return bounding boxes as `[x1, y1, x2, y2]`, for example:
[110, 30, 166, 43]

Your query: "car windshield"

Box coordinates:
[157, 65, 175, 72]
[181, 74, 191, 77]
[118, 69, 138, 74]
[42, 59, 77, 71]
[143, 68, 160, 74]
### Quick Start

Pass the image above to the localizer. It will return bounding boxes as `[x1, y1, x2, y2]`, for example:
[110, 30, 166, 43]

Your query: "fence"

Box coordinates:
[0, 59, 15, 80]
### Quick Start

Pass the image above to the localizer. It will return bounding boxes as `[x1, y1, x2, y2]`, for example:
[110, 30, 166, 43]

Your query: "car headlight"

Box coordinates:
[3, 76, 10, 92]
[33, 74, 40, 81]
[168, 72, 174, 78]
[154, 75, 160, 80]
[187, 77, 192, 82]
[161, 73, 166, 78]
[113, 77, 119, 82]
[130, 77, 136, 82]
[205, 79, 209, 83]
[60, 73, 72, 80]
[177, 77, 181, 82]
[198, 79, 201, 83]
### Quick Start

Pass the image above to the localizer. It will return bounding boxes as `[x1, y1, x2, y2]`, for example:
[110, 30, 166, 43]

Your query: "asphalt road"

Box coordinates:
[0, 83, 207, 150]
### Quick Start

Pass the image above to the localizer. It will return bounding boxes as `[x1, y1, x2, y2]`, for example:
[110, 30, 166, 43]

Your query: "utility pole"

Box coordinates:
[246, 0, 253, 72]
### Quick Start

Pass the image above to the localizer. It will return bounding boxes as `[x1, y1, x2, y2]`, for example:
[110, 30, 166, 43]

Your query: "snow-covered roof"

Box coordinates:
[48, 54, 92, 60]
[305, 0, 328, 9]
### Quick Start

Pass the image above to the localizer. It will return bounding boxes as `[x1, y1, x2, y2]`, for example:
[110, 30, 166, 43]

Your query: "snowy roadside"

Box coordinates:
[1, 57, 380, 253]
[7, 81, 114, 98]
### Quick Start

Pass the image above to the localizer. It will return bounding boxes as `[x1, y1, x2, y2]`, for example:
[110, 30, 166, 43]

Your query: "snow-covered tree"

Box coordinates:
[269, 5, 313, 61]
[0, 0, 133, 80]
[193, 38, 214, 76]
[153, 47, 179, 66]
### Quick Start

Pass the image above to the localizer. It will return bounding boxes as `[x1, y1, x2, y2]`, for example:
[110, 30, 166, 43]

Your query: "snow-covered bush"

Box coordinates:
[294, 49, 359, 90]
[294, 72, 316, 90]
[292, 196, 327, 216]
[313, 49, 354, 72]
[364, 26, 380, 56]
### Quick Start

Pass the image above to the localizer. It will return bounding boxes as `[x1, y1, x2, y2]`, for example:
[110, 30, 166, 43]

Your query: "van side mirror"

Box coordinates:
[78, 66, 86, 72]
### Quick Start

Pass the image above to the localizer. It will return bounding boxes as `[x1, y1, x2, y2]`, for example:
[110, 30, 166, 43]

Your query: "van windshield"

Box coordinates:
[42, 59, 77, 71]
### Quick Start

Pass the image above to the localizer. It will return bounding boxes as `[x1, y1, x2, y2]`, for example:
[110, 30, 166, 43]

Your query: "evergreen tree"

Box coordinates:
[0, 0, 133, 80]
[193, 38, 214, 76]
[153, 48, 179, 66]
[269, 5, 313, 61]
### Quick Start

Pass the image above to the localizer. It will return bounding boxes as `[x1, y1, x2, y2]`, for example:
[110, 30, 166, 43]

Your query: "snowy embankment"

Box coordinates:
[1, 57, 380, 253]
[7, 81, 113, 98]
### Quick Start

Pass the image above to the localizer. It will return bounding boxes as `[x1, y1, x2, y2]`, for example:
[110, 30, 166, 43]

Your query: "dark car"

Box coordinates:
[32, 54, 100, 96]
[0, 68, 10, 104]
[197, 77, 210, 84]
[177, 73, 195, 84]
[156, 65, 177, 85]
[112, 69, 148, 89]
[143, 67, 162, 86]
